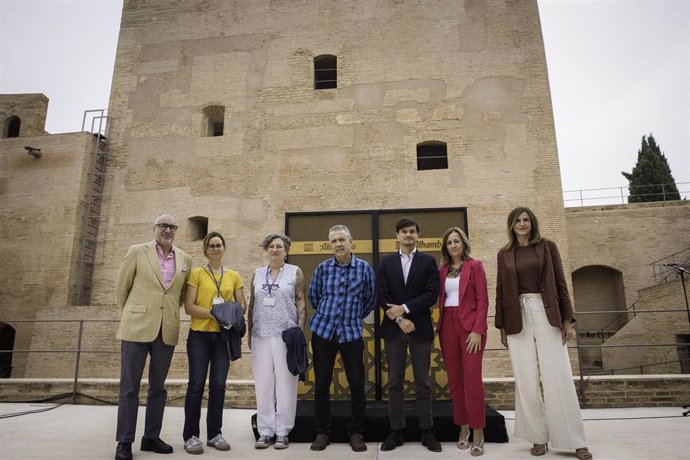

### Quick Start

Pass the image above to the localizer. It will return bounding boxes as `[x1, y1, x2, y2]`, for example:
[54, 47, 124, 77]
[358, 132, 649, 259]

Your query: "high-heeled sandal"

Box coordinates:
[576, 447, 593, 460]
[470, 440, 484, 457]
[530, 443, 548, 456]
[456, 432, 470, 450]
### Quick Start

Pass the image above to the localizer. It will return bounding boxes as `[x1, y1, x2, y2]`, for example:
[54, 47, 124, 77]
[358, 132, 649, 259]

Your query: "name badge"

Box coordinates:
[212, 297, 224, 305]
[263, 297, 276, 307]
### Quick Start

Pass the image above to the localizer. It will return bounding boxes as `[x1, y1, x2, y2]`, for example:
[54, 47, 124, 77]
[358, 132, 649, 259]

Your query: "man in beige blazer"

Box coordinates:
[114, 214, 192, 460]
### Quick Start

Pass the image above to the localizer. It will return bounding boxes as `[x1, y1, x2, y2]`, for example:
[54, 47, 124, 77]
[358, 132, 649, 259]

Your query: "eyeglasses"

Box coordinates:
[155, 223, 178, 231]
[207, 244, 224, 250]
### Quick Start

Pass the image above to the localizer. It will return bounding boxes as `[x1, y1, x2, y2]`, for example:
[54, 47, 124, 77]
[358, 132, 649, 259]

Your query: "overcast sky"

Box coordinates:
[1, 0, 688, 203]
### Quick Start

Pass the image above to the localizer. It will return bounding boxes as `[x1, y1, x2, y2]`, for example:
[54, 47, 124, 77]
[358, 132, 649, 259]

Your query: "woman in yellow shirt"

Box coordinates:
[182, 232, 247, 454]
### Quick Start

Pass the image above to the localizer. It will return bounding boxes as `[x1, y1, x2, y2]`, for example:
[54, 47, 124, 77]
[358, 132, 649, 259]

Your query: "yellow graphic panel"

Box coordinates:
[291, 240, 373, 255]
[378, 238, 444, 253]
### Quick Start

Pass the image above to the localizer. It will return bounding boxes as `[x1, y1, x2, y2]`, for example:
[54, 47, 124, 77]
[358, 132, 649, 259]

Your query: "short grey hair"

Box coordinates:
[328, 224, 352, 239]
[259, 233, 292, 252]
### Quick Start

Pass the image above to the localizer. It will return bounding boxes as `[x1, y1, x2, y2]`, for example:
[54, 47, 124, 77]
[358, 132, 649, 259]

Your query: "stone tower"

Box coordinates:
[94, 0, 568, 307]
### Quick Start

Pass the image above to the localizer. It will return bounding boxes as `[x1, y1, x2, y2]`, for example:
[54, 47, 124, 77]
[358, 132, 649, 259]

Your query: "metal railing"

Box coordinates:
[1, 309, 689, 407]
[563, 181, 689, 207]
[649, 248, 690, 284]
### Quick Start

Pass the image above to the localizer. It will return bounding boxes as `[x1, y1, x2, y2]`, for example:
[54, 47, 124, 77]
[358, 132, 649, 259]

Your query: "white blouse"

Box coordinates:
[444, 275, 461, 307]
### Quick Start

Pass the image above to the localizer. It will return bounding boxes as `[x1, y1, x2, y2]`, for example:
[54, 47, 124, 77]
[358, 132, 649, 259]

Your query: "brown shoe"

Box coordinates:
[421, 431, 442, 452]
[310, 434, 330, 451]
[531, 443, 548, 456]
[349, 433, 367, 452]
[576, 447, 593, 460]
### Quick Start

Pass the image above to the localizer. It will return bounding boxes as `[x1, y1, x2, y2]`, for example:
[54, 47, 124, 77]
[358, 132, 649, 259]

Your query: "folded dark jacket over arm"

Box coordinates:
[281, 326, 307, 381]
[211, 302, 246, 361]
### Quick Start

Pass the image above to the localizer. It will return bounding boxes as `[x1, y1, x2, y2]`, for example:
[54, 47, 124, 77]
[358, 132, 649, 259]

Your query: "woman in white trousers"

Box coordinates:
[248, 234, 306, 450]
[495, 207, 592, 460]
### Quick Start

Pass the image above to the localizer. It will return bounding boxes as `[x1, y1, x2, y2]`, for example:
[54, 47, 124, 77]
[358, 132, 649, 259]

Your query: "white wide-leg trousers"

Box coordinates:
[507, 294, 587, 450]
[251, 335, 299, 437]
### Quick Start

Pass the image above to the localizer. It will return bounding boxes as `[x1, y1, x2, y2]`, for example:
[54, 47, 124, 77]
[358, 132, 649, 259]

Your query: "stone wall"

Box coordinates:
[0, 132, 99, 376]
[2, 375, 688, 410]
[90, 0, 569, 381]
[565, 201, 690, 309]
[0, 93, 48, 137]
[22, 305, 253, 381]
[600, 278, 690, 374]
[93, 0, 568, 300]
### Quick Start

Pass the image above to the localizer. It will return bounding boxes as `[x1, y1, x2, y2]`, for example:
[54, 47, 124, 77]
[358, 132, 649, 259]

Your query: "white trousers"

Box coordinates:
[251, 335, 299, 437]
[507, 294, 587, 450]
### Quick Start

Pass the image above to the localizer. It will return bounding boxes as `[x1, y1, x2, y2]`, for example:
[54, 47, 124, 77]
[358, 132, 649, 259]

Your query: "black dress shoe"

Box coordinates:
[421, 431, 442, 452]
[380, 431, 404, 451]
[141, 437, 174, 454]
[115, 442, 133, 460]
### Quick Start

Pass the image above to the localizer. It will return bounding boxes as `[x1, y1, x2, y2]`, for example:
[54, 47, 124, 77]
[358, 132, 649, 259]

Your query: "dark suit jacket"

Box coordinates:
[437, 258, 489, 335]
[377, 250, 439, 342]
[494, 238, 575, 335]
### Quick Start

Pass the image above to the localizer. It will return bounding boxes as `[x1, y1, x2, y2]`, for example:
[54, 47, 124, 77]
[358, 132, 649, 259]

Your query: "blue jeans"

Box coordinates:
[183, 330, 230, 440]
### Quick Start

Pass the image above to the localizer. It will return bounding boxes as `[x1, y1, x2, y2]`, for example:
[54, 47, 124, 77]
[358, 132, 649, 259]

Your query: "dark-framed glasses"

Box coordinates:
[156, 223, 179, 231]
[208, 244, 224, 250]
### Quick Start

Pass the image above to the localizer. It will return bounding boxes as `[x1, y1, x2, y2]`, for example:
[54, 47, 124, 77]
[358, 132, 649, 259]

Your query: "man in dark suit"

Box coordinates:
[377, 217, 441, 452]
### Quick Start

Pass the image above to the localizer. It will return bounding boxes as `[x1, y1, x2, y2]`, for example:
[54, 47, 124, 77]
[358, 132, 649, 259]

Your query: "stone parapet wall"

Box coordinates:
[565, 201, 690, 308]
[2, 375, 688, 410]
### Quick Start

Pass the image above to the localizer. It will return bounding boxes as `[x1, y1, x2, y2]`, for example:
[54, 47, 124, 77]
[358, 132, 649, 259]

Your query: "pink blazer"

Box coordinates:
[437, 258, 489, 335]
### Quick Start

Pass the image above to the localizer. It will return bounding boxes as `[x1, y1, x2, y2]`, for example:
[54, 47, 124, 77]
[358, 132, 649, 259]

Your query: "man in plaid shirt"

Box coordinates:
[308, 224, 376, 453]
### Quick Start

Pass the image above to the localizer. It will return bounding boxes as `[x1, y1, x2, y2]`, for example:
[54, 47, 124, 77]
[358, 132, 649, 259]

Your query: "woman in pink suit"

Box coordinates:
[437, 227, 488, 457]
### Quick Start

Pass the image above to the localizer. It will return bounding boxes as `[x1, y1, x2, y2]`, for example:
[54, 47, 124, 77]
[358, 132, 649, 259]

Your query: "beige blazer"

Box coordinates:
[115, 240, 192, 346]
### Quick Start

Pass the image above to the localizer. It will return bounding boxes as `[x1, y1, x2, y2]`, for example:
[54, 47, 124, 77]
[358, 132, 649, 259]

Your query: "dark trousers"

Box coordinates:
[183, 330, 230, 440]
[116, 331, 175, 442]
[385, 331, 433, 431]
[311, 333, 366, 437]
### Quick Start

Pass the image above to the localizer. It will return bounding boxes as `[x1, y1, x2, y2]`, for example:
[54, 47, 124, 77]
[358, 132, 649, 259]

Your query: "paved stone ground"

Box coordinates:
[1, 404, 689, 459]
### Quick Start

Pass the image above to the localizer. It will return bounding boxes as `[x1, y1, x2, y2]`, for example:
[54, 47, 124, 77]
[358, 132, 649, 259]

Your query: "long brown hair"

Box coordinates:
[441, 227, 472, 265]
[503, 206, 542, 250]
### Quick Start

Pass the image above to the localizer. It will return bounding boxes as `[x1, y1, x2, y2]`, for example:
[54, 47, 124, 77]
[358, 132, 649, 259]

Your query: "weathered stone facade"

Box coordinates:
[1, 0, 688, 406]
[0, 94, 48, 138]
[92, 0, 569, 317]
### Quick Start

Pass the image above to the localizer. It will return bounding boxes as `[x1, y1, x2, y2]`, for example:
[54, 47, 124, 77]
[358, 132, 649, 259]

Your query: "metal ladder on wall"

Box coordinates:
[74, 109, 110, 305]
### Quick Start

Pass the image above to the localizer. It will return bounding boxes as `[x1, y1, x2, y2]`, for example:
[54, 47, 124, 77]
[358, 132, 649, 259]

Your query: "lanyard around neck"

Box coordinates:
[265, 265, 283, 297]
[204, 264, 224, 298]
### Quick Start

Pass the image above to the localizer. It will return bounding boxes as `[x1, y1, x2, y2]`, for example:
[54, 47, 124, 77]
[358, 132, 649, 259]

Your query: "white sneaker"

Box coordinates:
[275, 435, 289, 449]
[184, 436, 204, 455]
[255, 434, 274, 449]
[207, 434, 231, 451]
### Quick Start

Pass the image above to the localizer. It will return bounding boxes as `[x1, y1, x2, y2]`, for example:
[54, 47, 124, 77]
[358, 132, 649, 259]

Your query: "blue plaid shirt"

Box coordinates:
[308, 254, 376, 343]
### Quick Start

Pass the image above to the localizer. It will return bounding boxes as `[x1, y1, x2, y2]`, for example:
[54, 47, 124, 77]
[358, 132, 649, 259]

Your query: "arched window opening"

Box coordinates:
[572, 265, 627, 371]
[314, 55, 337, 89]
[416, 142, 448, 170]
[5, 116, 21, 138]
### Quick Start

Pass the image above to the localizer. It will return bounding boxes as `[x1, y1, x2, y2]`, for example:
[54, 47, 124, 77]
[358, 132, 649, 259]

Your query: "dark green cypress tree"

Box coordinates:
[621, 134, 680, 203]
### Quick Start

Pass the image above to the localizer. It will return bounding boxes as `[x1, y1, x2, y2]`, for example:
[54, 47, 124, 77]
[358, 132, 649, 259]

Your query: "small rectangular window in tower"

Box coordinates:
[314, 55, 337, 89]
[188, 216, 208, 241]
[202, 105, 225, 137]
[417, 142, 448, 170]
